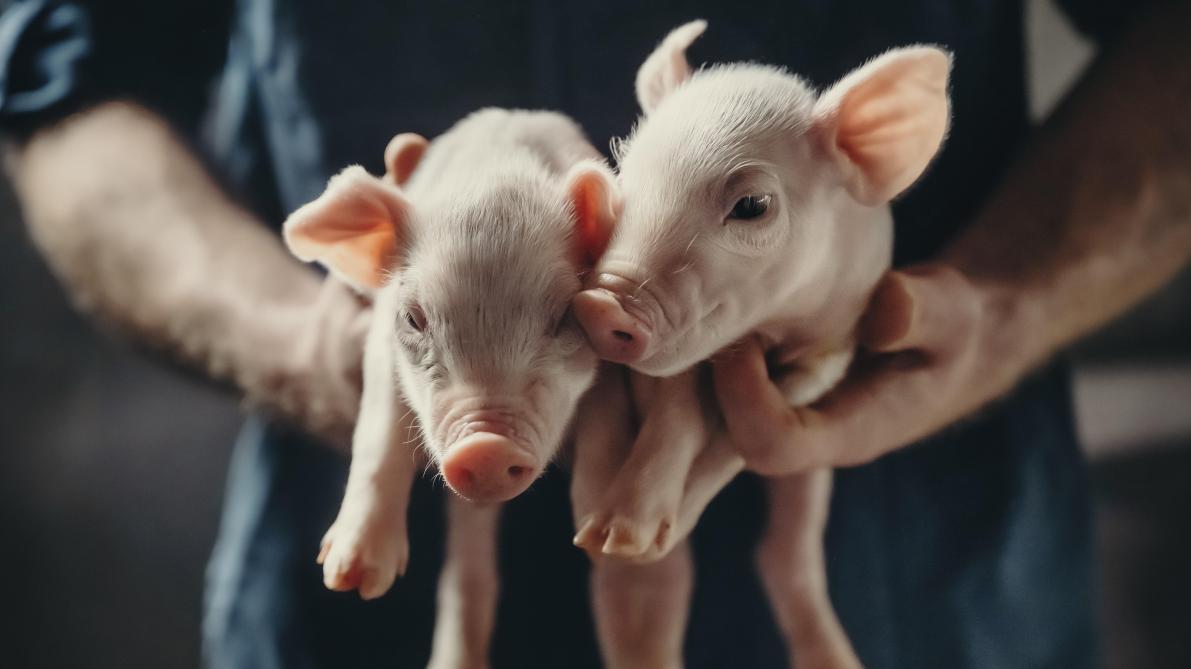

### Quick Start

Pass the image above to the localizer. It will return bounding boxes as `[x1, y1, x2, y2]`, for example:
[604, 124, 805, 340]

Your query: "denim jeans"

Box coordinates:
[202, 364, 1095, 669]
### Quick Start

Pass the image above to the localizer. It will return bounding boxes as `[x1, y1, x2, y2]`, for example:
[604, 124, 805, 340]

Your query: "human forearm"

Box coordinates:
[945, 1, 1191, 379]
[9, 102, 365, 442]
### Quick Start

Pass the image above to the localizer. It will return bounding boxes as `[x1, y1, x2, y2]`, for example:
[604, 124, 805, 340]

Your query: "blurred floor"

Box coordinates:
[2, 2, 1190, 667]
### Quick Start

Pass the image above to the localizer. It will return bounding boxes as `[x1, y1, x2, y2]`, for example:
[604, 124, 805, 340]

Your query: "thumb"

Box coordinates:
[859, 264, 976, 354]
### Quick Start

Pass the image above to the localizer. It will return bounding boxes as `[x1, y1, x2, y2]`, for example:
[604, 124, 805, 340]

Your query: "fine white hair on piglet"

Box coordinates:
[626, 63, 816, 142]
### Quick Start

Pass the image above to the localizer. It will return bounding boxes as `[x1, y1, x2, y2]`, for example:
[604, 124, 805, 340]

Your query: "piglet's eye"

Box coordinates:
[404, 305, 427, 333]
[728, 194, 772, 221]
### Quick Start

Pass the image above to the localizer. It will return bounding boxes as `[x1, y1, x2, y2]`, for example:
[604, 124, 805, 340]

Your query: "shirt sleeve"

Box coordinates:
[0, 0, 231, 139]
[0, 1, 93, 135]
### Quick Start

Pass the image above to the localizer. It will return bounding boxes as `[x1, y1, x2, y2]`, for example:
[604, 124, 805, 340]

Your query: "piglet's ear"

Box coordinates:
[384, 132, 429, 186]
[814, 46, 951, 206]
[564, 160, 621, 267]
[635, 19, 707, 115]
[283, 166, 410, 291]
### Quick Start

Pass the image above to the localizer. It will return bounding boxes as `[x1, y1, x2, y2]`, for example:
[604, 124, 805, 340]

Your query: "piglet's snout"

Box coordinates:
[574, 283, 653, 364]
[441, 433, 539, 503]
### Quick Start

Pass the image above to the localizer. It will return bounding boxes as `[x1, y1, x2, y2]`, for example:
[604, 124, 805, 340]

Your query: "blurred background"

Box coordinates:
[1, 1, 1189, 667]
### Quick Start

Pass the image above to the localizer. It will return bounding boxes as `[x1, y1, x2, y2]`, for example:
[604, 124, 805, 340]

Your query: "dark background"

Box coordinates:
[2, 1, 1190, 667]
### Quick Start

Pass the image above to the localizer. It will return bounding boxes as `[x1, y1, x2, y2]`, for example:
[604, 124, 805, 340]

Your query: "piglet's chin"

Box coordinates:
[626, 319, 731, 378]
[627, 351, 693, 379]
[440, 432, 540, 503]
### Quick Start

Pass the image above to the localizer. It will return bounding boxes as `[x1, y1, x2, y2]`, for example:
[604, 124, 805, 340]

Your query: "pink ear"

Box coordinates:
[814, 46, 952, 206]
[384, 132, 429, 186]
[563, 160, 621, 267]
[283, 166, 410, 290]
[635, 19, 707, 114]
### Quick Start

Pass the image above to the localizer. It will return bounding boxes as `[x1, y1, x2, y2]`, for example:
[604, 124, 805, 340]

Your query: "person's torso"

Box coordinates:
[209, 0, 1029, 266]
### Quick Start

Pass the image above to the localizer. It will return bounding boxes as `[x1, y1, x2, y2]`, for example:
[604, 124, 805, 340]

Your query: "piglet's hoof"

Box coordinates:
[573, 512, 676, 563]
[602, 517, 673, 561]
[573, 514, 610, 557]
[318, 515, 409, 600]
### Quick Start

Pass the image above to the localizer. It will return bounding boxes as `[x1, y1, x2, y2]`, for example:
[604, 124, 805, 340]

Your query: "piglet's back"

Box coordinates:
[404, 108, 601, 204]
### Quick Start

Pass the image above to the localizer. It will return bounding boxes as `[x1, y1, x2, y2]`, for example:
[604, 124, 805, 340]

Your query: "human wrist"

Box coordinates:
[954, 266, 1052, 399]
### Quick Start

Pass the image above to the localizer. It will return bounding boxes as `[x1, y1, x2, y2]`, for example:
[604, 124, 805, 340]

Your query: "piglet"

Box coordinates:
[283, 108, 689, 668]
[574, 21, 951, 668]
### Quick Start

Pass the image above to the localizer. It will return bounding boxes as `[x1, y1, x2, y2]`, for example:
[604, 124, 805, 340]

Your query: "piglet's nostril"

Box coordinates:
[441, 433, 539, 502]
[573, 288, 653, 364]
[455, 468, 476, 488]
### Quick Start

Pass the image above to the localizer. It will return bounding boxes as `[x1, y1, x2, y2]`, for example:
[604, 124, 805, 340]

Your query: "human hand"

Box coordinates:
[712, 264, 1028, 475]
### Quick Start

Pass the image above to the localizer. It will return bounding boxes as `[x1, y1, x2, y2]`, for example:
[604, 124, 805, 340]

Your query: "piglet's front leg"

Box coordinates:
[574, 368, 746, 563]
[570, 364, 635, 541]
[318, 288, 418, 599]
[571, 364, 692, 669]
[574, 369, 708, 560]
[318, 455, 416, 599]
